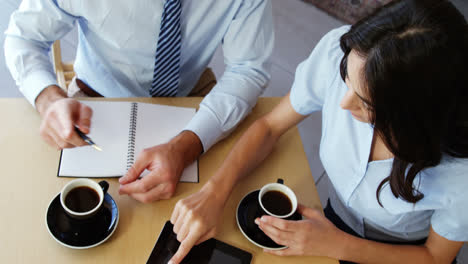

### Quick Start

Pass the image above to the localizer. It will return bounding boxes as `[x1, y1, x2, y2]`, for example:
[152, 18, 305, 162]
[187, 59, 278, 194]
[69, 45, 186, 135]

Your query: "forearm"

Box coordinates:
[205, 117, 279, 202]
[339, 233, 436, 264]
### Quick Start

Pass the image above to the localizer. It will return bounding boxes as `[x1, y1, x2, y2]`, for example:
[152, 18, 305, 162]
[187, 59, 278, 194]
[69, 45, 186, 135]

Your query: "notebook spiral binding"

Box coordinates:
[126, 102, 138, 170]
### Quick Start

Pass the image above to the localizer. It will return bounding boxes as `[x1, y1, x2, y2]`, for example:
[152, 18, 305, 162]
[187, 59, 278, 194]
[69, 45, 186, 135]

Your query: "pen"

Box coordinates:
[74, 126, 103, 151]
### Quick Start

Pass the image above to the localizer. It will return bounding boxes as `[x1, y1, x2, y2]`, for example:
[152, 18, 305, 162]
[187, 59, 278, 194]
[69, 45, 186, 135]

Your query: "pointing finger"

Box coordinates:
[169, 231, 199, 264]
[195, 229, 216, 245]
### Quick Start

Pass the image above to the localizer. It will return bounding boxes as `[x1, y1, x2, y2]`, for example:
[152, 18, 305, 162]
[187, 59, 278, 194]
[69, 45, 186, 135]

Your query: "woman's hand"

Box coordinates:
[256, 203, 346, 259]
[168, 182, 227, 264]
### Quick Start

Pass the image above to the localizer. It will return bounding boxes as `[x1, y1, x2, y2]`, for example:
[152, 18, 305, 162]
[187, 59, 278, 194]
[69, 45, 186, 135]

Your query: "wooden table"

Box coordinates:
[0, 97, 338, 264]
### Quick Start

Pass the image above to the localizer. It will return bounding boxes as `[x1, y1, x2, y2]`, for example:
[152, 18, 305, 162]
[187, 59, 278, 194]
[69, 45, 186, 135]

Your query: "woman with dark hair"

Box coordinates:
[168, 0, 468, 263]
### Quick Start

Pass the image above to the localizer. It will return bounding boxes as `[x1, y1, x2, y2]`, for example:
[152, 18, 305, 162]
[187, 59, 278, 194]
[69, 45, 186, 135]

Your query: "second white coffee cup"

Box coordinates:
[258, 178, 297, 219]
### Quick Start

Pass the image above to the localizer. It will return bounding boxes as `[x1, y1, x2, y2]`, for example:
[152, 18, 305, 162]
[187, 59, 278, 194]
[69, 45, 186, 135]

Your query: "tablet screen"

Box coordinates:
[210, 250, 243, 264]
[147, 221, 252, 264]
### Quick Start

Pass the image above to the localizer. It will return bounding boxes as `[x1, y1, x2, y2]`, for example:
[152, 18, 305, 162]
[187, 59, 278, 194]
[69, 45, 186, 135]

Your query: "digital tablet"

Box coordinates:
[147, 221, 252, 264]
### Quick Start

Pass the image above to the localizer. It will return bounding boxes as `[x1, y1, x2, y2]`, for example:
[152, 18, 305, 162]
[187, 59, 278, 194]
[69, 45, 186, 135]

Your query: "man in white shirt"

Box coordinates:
[4, 0, 274, 202]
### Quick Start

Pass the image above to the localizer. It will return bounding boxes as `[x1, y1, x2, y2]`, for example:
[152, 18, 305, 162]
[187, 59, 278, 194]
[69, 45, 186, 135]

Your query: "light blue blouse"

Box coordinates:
[290, 26, 468, 242]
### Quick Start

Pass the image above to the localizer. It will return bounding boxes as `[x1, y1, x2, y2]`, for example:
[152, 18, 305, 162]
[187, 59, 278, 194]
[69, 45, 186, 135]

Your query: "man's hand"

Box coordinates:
[118, 130, 203, 203]
[36, 85, 92, 149]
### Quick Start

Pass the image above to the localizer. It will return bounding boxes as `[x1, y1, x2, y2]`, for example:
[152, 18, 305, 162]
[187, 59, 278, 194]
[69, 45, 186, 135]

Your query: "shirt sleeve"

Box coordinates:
[183, 0, 274, 152]
[4, 0, 77, 106]
[431, 198, 468, 241]
[289, 25, 351, 116]
[430, 162, 468, 241]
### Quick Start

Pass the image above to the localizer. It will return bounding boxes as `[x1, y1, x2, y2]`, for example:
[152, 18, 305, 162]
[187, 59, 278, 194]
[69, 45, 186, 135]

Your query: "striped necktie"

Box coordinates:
[150, 0, 182, 97]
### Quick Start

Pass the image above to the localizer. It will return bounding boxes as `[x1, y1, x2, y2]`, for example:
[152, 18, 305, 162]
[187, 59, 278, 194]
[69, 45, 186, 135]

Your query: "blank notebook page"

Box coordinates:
[134, 103, 197, 182]
[58, 101, 131, 177]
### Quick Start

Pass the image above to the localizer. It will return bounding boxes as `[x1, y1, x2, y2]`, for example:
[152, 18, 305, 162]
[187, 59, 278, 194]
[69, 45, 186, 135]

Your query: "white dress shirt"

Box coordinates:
[290, 26, 468, 242]
[4, 0, 274, 151]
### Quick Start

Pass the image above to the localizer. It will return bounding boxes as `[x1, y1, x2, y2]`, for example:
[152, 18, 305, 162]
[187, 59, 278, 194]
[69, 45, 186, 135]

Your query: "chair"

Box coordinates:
[51, 40, 75, 91]
[51, 39, 216, 95]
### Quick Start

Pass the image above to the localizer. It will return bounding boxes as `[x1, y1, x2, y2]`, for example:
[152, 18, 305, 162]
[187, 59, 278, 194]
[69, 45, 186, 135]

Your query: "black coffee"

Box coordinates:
[65, 186, 100, 212]
[261, 190, 292, 216]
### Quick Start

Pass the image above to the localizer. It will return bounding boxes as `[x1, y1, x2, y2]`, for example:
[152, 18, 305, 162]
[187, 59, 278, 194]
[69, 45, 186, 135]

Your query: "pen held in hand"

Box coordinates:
[74, 126, 103, 151]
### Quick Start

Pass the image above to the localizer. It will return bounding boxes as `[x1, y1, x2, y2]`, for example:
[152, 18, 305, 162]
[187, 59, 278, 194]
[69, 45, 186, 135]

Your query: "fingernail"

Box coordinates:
[168, 261, 174, 264]
[255, 218, 260, 225]
[261, 216, 267, 222]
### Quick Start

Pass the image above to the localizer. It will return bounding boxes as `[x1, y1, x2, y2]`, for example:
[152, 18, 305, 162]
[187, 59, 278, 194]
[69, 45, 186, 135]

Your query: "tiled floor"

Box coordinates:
[2, 0, 467, 262]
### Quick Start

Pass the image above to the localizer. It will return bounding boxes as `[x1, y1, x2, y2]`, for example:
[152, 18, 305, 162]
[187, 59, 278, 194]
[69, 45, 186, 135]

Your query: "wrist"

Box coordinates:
[170, 130, 203, 168]
[35, 85, 67, 116]
[204, 166, 240, 204]
[333, 231, 362, 261]
[202, 179, 232, 205]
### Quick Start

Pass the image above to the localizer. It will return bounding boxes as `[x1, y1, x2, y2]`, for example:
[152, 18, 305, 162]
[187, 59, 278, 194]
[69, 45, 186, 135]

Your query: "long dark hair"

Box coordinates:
[339, 0, 468, 205]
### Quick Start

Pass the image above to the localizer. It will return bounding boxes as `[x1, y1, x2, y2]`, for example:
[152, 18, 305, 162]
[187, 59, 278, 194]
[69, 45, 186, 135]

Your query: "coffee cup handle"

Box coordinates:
[277, 178, 284, 184]
[99, 180, 109, 195]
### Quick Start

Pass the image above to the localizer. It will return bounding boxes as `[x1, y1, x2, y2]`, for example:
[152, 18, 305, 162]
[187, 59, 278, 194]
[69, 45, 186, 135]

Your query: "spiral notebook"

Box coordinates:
[58, 101, 198, 183]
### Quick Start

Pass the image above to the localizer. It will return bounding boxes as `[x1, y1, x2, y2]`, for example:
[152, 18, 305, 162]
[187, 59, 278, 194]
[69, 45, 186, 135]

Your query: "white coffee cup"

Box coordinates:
[258, 178, 298, 219]
[60, 179, 109, 219]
